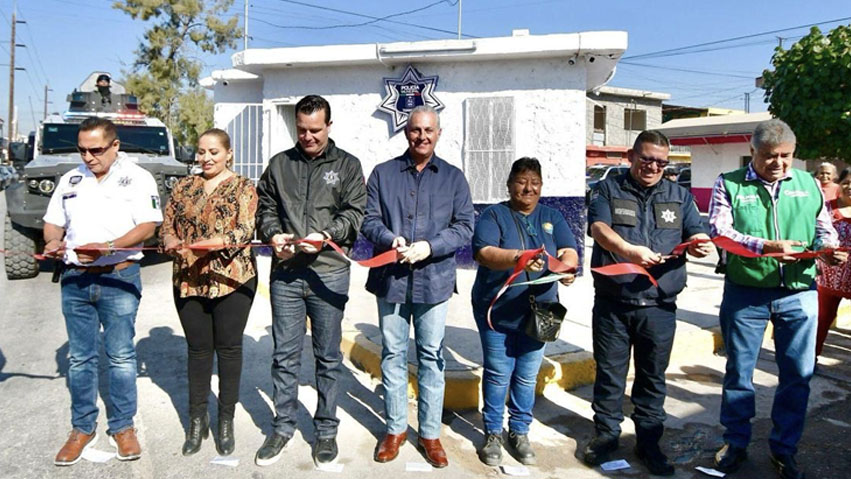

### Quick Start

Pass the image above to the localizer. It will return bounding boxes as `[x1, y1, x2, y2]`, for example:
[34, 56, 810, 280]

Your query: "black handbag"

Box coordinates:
[525, 296, 567, 343]
[510, 212, 567, 343]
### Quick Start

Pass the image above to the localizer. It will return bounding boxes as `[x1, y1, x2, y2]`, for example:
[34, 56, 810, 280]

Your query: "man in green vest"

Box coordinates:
[708, 119, 846, 479]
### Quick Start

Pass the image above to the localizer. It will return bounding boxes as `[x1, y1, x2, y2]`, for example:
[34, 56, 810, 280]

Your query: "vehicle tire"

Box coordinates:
[4, 214, 40, 280]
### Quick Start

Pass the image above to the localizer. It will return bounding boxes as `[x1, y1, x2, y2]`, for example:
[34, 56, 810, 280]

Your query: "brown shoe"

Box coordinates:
[55, 429, 98, 466]
[417, 437, 448, 468]
[109, 428, 142, 461]
[375, 432, 407, 463]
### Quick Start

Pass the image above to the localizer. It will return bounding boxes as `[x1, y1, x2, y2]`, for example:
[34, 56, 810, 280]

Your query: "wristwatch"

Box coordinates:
[105, 240, 116, 256]
[512, 249, 522, 263]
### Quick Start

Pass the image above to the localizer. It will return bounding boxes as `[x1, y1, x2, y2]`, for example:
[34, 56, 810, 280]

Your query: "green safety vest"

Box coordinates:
[723, 167, 822, 289]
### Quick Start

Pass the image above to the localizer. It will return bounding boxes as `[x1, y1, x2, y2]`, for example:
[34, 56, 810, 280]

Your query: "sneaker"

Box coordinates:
[313, 437, 338, 465]
[507, 431, 536, 465]
[54, 429, 98, 466]
[583, 434, 619, 466]
[478, 433, 503, 466]
[109, 428, 142, 461]
[635, 443, 674, 476]
[255, 434, 290, 466]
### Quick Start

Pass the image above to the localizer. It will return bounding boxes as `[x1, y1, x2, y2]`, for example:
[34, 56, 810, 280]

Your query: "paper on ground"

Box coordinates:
[82, 447, 115, 463]
[695, 466, 726, 477]
[405, 462, 433, 472]
[315, 462, 344, 472]
[210, 455, 239, 467]
[600, 459, 631, 471]
[500, 464, 531, 476]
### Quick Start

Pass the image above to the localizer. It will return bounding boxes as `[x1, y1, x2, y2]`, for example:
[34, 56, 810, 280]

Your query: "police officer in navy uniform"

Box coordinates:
[583, 130, 713, 476]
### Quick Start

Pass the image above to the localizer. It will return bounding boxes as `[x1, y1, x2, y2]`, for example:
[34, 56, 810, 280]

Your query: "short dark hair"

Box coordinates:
[838, 167, 851, 183]
[79, 117, 118, 143]
[96, 74, 111, 83]
[295, 95, 331, 124]
[507, 157, 542, 184]
[633, 130, 670, 150]
[199, 128, 231, 150]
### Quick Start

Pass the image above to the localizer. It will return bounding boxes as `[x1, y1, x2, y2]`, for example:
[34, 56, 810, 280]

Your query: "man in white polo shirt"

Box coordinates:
[44, 117, 162, 466]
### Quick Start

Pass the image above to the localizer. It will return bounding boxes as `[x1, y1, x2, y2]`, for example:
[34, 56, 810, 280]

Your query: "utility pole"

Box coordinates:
[744, 92, 750, 113]
[457, 0, 462, 40]
[8, 5, 16, 144]
[43, 84, 52, 120]
[7, 0, 25, 145]
[244, 0, 249, 50]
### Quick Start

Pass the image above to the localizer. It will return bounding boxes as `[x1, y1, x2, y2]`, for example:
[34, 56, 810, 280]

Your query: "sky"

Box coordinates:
[1, 0, 850, 137]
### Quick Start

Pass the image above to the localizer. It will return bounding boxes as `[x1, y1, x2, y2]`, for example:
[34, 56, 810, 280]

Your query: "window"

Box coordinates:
[623, 108, 647, 131]
[225, 104, 264, 182]
[463, 97, 515, 203]
[592, 105, 606, 146]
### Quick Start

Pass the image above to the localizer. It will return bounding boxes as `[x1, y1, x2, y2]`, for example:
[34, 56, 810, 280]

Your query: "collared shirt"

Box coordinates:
[361, 151, 475, 304]
[43, 152, 163, 266]
[708, 162, 838, 254]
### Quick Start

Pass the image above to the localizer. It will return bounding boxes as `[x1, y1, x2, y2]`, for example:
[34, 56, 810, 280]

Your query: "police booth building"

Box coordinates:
[202, 30, 628, 266]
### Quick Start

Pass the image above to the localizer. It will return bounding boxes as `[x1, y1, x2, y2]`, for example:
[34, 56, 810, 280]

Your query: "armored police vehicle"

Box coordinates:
[4, 73, 189, 279]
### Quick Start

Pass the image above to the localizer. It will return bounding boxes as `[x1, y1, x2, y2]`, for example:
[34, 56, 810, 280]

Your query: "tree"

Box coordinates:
[113, 0, 241, 146]
[762, 25, 851, 161]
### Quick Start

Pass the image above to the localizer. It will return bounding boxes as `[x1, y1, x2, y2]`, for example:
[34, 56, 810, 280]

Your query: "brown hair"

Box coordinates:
[198, 128, 231, 150]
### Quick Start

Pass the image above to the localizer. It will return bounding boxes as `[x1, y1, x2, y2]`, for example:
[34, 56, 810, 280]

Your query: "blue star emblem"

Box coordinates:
[378, 65, 445, 133]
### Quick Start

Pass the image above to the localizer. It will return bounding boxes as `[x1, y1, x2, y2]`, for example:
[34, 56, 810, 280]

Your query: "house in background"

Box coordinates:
[655, 111, 810, 212]
[662, 104, 745, 123]
[585, 86, 671, 167]
[202, 30, 628, 264]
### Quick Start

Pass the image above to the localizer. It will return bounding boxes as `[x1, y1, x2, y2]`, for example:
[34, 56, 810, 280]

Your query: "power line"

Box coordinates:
[269, 0, 478, 38]
[619, 61, 757, 79]
[16, 5, 51, 85]
[624, 16, 851, 60]
[263, 0, 457, 30]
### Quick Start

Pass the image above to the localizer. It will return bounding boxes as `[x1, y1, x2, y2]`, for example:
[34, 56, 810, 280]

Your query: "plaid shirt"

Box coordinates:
[708, 163, 838, 254]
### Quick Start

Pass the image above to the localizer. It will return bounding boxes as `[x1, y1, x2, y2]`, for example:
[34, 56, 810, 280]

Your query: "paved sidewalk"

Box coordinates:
[259, 240, 733, 410]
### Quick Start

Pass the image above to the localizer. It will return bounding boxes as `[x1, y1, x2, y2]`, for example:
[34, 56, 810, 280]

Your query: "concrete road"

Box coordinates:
[1, 195, 850, 478]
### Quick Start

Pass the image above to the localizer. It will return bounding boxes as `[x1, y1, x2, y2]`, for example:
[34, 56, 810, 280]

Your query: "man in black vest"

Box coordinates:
[584, 130, 712, 476]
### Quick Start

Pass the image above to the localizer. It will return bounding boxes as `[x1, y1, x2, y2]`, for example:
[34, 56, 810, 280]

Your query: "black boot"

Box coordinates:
[217, 415, 235, 456]
[182, 413, 210, 456]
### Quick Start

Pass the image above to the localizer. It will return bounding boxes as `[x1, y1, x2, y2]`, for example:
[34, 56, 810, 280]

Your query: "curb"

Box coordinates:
[339, 320, 724, 411]
[261, 279, 849, 412]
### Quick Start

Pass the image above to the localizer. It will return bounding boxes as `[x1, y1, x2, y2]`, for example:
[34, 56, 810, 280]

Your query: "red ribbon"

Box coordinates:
[486, 246, 578, 331]
[10, 237, 400, 268]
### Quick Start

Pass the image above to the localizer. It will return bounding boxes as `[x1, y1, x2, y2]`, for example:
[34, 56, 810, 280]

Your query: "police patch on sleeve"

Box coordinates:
[69, 175, 83, 186]
[611, 198, 639, 226]
[151, 195, 160, 209]
[654, 202, 682, 229]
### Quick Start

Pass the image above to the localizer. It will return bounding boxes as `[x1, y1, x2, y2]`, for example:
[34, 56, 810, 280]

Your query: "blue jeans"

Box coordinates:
[270, 268, 349, 439]
[378, 295, 448, 439]
[61, 263, 142, 436]
[719, 280, 817, 455]
[474, 309, 545, 435]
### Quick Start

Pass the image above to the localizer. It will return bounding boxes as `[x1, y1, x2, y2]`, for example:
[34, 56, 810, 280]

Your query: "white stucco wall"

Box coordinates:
[691, 143, 807, 189]
[215, 58, 590, 199]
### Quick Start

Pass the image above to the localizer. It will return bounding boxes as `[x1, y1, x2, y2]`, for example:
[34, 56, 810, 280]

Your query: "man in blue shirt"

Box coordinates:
[361, 105, 475, 468]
